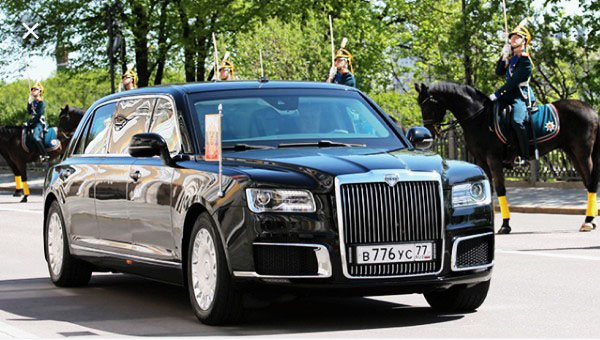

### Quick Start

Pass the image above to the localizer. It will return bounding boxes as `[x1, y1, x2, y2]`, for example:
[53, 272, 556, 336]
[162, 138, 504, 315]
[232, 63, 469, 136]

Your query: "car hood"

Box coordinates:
[218, 147, 485, 192]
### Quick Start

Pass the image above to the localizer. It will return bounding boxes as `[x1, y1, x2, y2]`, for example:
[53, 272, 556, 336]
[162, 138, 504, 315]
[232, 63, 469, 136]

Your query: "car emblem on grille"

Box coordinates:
[384, 174, 400, 187]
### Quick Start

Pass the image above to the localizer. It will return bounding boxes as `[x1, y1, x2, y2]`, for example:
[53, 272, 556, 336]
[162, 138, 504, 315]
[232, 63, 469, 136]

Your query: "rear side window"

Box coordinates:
[149, 98, 181, 153]
[80, 103, 116, 155]
[107, 98, 156, 154]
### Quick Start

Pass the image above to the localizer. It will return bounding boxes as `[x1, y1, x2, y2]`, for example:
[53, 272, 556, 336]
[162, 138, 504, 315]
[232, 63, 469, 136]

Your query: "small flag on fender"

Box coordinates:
[204, 112, 221, 162]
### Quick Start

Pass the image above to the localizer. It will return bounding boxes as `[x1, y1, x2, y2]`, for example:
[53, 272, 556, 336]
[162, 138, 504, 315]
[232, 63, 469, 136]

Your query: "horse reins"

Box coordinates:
[420, 94, 486, 135]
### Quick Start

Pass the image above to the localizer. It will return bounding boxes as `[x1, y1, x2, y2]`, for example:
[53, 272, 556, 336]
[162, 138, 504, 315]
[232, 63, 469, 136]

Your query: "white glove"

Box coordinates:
[502, 43, 512, 58]
[489, 93, 497, 101]
[328, 66, 337, 79]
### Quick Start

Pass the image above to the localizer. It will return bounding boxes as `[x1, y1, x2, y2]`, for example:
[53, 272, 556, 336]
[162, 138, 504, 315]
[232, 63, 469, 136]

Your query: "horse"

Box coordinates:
[0, 105, 84, 202]
[415, 82, 600, 234]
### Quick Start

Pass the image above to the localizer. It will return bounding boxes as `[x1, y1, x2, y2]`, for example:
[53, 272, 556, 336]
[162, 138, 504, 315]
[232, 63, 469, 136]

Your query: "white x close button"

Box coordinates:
[22, 23, 39, 40]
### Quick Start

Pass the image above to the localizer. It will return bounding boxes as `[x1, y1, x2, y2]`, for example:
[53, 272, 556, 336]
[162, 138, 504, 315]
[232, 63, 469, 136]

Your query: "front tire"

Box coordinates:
[424, 280, 490, 312]
[187, 212, 244, 325]
[45, 200, 92, 287]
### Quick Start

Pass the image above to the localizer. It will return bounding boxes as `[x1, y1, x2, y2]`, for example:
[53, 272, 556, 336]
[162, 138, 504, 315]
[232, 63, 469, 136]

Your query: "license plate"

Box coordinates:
[355, 242, 434, 264]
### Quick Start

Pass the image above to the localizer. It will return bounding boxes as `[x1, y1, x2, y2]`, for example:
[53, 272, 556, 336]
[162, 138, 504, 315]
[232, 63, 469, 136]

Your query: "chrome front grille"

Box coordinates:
[335, 171, 445, 279]
[340, 182, 442, 244]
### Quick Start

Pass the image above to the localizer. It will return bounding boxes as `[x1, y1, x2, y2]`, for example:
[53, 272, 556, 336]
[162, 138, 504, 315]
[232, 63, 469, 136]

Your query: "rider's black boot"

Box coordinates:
[35, 139, 49, 161]
[513, 124, 529, 165]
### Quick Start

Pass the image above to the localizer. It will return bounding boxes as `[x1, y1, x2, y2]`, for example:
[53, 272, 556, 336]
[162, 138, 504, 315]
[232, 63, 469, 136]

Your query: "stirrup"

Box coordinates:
[513, 156, 528, 166]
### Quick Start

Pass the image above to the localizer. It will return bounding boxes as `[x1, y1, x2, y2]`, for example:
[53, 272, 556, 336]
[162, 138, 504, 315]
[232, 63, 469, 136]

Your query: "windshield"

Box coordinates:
[192, 89, 404, 149]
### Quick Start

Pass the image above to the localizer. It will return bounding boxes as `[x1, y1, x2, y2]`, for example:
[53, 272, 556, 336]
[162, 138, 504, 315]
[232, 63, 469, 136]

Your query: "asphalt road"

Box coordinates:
[1, 192, 599, 338]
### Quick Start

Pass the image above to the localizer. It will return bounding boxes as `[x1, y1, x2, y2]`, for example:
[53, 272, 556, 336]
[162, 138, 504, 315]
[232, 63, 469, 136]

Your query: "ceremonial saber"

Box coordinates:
[211, 32, 220, 81]
[329, 15, 335, 67]
[502, 0, 509, 42]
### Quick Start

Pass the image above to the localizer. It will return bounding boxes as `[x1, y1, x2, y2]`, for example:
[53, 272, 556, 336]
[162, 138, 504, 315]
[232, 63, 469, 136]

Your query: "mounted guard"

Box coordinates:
[218, 56, 235, 81]
[120, 66, 138, 91]
[26, 82, 49, 161]
[489, 20, 540, 166]
[326, 47, 356, 88]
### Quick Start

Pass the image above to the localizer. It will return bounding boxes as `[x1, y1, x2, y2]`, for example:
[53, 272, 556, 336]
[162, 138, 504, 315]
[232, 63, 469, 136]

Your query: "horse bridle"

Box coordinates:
[419, 94, 486, 135]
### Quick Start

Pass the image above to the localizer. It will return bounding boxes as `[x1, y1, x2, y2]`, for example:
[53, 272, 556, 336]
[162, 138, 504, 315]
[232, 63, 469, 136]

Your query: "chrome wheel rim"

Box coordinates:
[47, 212, 64, 278]
[191, 228, 217, 311]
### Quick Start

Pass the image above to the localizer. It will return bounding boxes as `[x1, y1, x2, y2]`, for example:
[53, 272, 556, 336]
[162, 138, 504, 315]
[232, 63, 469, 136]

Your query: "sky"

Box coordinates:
[0, 0, 585, 83]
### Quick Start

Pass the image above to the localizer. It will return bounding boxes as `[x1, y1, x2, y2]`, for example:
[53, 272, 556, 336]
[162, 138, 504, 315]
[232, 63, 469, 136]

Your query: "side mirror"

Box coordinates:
[406, 126, 434, 150]
[129, 133, 174, 165]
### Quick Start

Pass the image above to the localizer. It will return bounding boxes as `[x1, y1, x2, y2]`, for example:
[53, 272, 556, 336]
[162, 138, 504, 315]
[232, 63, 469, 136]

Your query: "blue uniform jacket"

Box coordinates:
[334, 72, 356, 88]
[27, 100, 46, 124]
[27, 99, 46, 142]
[494, 55, 535, 105]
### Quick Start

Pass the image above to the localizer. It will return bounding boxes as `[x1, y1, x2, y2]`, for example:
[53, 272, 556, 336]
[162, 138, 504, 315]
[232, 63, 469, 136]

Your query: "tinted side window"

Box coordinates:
[83, 103, 116, 154]
[72, 116, 92, 155]
[149, 98, 181, 153]
[107, 98, 155, 154]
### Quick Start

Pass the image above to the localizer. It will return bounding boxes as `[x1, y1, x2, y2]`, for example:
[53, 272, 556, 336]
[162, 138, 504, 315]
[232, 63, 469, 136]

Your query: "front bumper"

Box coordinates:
[222, 185, 494, 294]
[229, 225, 494, 294]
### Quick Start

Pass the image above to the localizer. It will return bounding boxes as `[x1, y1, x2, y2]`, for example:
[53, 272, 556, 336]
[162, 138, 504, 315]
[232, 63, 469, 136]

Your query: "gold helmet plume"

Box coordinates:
[335, 48, 354, 74]
[218, 59, 235, 78]
[509, 25, 531, 46]
[31, 82, 44, 96]
[508, 19, 534, 68]
[122, 66, 138, 89]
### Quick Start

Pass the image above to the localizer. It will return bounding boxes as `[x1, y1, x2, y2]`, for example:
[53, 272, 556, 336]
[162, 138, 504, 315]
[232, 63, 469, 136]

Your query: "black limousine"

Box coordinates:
[43, 81, 494, 325]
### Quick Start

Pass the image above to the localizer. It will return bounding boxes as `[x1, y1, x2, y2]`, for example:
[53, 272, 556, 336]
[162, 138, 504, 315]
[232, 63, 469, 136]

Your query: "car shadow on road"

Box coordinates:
[499, 230, 580, 235]
[0, 274, 463, 336]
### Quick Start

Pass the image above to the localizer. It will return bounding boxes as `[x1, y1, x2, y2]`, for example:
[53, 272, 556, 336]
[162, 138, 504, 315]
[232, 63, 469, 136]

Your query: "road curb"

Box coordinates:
[0, 183, 592, 215]
[505, 181, 584, 189]
[0, 187, 43, 195]
[494, 205, 592, 215]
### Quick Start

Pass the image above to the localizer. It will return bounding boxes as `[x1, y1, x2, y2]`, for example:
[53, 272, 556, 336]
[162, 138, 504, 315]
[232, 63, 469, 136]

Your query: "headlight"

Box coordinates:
[246, 189, 316, 213]
[452, 180, 491, 208]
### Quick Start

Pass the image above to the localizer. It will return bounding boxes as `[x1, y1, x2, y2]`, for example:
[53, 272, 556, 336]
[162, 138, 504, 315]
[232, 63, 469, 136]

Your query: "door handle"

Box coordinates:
[129, 170, 142, 181]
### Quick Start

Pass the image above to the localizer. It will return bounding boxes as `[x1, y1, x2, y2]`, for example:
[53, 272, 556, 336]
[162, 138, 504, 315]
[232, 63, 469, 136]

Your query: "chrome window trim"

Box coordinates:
[72, 94, 182, 157]
[148, 96, 183, 155]
[451, 232, 495, 272]
[68, 110, 94, 157]
[233, 242, 332, 279]
[70, 244, 181, 268]
[335, 169, 445, 279]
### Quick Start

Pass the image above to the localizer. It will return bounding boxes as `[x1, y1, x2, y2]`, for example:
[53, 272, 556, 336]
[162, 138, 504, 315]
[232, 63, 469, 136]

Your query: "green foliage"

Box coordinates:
[368, 91, 422, 130]
[0, 79, 29, 126]
[0, 70, 111, 126]
[0, 0, 598, 121]
[232, 13, 328, 82]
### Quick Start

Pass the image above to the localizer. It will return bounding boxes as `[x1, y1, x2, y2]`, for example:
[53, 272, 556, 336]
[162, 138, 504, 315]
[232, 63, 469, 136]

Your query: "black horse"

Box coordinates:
[415, 82, 600, 234]
[0, 105, 84, 202]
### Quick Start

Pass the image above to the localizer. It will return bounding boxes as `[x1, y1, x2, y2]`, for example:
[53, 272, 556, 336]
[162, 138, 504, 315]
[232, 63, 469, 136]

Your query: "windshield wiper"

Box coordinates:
[278, 140, 366, 148]
[221, 144, 275, 151]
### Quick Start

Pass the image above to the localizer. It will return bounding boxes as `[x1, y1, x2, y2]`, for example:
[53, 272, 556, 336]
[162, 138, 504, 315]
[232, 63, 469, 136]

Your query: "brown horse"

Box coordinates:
[0, 105, 84, 202]
[415, 82, 600, 234]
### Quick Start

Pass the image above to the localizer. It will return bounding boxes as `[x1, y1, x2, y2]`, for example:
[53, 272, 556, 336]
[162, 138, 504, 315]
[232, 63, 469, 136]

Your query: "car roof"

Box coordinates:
[95, 80, 358, 102]
[174, 80, 359, 93]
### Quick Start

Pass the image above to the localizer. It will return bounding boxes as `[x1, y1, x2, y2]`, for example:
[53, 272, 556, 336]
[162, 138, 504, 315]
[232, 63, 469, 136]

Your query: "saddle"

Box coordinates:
[22, 126, 61, 153]
[491, 102, 560, 145]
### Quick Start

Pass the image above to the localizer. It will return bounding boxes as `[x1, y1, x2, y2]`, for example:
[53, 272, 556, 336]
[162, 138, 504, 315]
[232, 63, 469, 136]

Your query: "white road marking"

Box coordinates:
[0, 320, 38, 338]
[0, 208, 43, 215]
[498, 249, 600, 262]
